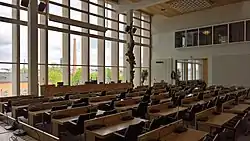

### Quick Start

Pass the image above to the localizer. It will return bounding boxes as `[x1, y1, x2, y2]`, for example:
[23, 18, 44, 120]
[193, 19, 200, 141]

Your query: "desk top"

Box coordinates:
[160, 128, 207, 141]
[29, 109, 51, 116]
[115, 104, 139, 111]
[243, 99, 250, 104]
[12, 105, 29, 110]
[52, 110, 105, 125]
[90, 100, 111, 106]
[89, 118, 147, 138]
[160, 98, 171, 103]
[227, 104, 250, 113]
[150, 107, 187, 117]
[204, 113, 237, 128]
[183, 100, 206, 106]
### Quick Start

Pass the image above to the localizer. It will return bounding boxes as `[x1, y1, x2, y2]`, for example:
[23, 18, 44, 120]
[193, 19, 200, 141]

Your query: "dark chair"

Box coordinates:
[43, 105, 68, 124]
[148, 118, 161, 131]
[113, 121, 145, 141]
[74, 98, 89, 105]
[197, 92, 204, 100]
[98, 99, 115, 111]
[141, 95, 151, 104]
[49, 97, 65, 102]
[63, 113, 96, 138]
[64, 93, 72, 100]
[117, 92, 127, 100]
[72, 102, 88, 108]
[132, 102, 148, 118]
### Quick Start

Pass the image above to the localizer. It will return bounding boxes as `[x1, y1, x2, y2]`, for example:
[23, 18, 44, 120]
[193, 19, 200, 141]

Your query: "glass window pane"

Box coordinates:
[105, 41, 111, 66]
[89, 66, 98, 81]
[48, 65, 64, 85]
[20, 10, 28, 21]
[141, 30, 150, 37]
[134, 46, 140, 67]
[70, 35, 82, 65]
[90, 15, 104, 26]
[119, 23, 126, 32]
[141, 13, 150, 22]
[175, 31, 186, 48]
[119, 33, 126, 40]
[246, 21, 250, 41]
[0, 64, 14, 97]
[177, 63, 183, 81]
[199, 27, 212, 45]
[141, 38, 150, 45]
[188, 63, 192, 80]
[71, 66, 84, 85]
[141, 21, 150, 29]
[0, 22, 12, 62]
[0, 0, 14, 4]
[229, 22, 244, 43]
[70, 0, 82, 10]
[0, 5, 13, 19]
[119, 67, 126, 82]
[105, 67, 111, 83]
[20, 25, 28, 63]
[141, 47, 149, 67]
[213, 24, 228, 44]
[20, 64, 28, 95]
[141, 68, 149, 86]
[119, 43, 125, 67]
[90, 38, 98, 66]
[48, 30, 63, 64]
[187, 29, 198, 47]
[89, 4, 103, 16]
[133, 18, 140, 27]
[119, 14, 126, 23]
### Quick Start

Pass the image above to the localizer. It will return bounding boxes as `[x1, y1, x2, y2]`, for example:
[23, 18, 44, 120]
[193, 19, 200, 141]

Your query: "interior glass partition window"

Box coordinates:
[187, 29, 198, 47]
[229, 22, 244, 43]
[199, 27, 212, 45]
[213, 24, 228, 44]
[175, 31, 186, 48]
[247, 21, 250, 41]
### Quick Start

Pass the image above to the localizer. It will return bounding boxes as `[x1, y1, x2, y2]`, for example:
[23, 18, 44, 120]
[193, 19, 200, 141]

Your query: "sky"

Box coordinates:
[0, 0, 127, 72]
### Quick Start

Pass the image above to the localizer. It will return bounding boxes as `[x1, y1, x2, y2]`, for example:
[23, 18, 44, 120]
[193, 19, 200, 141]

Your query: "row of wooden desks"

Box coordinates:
[85, 111, 147, 141]
[138, 120, 207, 141]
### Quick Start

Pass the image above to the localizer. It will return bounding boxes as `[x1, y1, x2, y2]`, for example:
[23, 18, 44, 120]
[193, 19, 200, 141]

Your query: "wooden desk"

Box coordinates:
[138, 119, 207, 141]
[115, 104, 139, 112]
[85, 111, 147, 141]
[202, 113, 236, 128]
[160, 128, 207, 141]
[242, 99, 250, 104]
[90, 100, 111, 106]
[90, 118, 146, 138]
[182, 100, 206, 107]
[224, 104, 250, 114]
[149, 107, 187, 119]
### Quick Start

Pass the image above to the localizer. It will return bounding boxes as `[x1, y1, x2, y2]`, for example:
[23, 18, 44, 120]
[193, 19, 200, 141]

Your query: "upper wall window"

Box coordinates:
[213, 24, 228, 44]
[199, 27, 212, 45]
[187, 29, 198, 47]
[175, 31, 186, 48]
[246, 21, 250, 41]
[229, 22, 244, 43]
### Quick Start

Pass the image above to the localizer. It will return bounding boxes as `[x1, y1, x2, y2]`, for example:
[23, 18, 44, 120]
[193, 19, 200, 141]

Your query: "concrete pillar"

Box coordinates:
[97, 0, 104, 83]
[39, 10, 48, 89]
[81, 2, 89, 83]
[62, 0, 69, 85]
[125, 10, 133, 83]
[28, 0, 38, 96]
[111, 12, 118, 82]
[12, 0, 19, 96]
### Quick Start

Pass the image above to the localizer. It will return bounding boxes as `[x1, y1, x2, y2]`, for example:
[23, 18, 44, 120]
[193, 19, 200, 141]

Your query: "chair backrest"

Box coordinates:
[72, 102, 88, 108]
[197, 92, 204, 100]
[124, 121, 145, 141]
[64, 93, 72, 100]
[101, 91, 106, 96]
[51, 105, 68, 111]
[119, 92, 127, 99]
[142, 95, 151, 103]
[77, 113, 95, 126]
[136, 102, 148, 118]
[149, 118, 160, 131]
[109, 99, 115, 109]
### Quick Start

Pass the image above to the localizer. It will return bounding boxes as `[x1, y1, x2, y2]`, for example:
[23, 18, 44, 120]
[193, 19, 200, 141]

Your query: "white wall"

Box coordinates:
[152, 1, 250, 86]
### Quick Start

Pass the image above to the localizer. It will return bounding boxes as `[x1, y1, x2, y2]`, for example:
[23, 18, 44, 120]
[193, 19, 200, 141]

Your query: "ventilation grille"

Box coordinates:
[167, 0, 212, 13]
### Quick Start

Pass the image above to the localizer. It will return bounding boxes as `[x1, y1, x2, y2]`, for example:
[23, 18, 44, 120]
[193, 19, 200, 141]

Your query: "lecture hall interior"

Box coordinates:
[0, 0, 250, 141]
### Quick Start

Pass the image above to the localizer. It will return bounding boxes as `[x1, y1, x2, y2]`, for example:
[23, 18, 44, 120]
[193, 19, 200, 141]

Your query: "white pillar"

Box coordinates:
[125, 10, 133, 83]
[62, 0, 69, 85]
[12, 0, 19, 96]
[81, 2, 89, 84]
[97, 0, 104, 83]
[28, 0, 38, 96]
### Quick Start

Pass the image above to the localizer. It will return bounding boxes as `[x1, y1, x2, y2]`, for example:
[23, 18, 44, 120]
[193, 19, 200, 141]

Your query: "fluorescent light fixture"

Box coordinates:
[49, 14, 107, 32]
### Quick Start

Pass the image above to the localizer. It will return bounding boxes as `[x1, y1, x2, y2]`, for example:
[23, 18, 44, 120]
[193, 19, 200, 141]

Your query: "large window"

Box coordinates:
[0, 0, 152, 95]
[229, 22, 244, 43]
